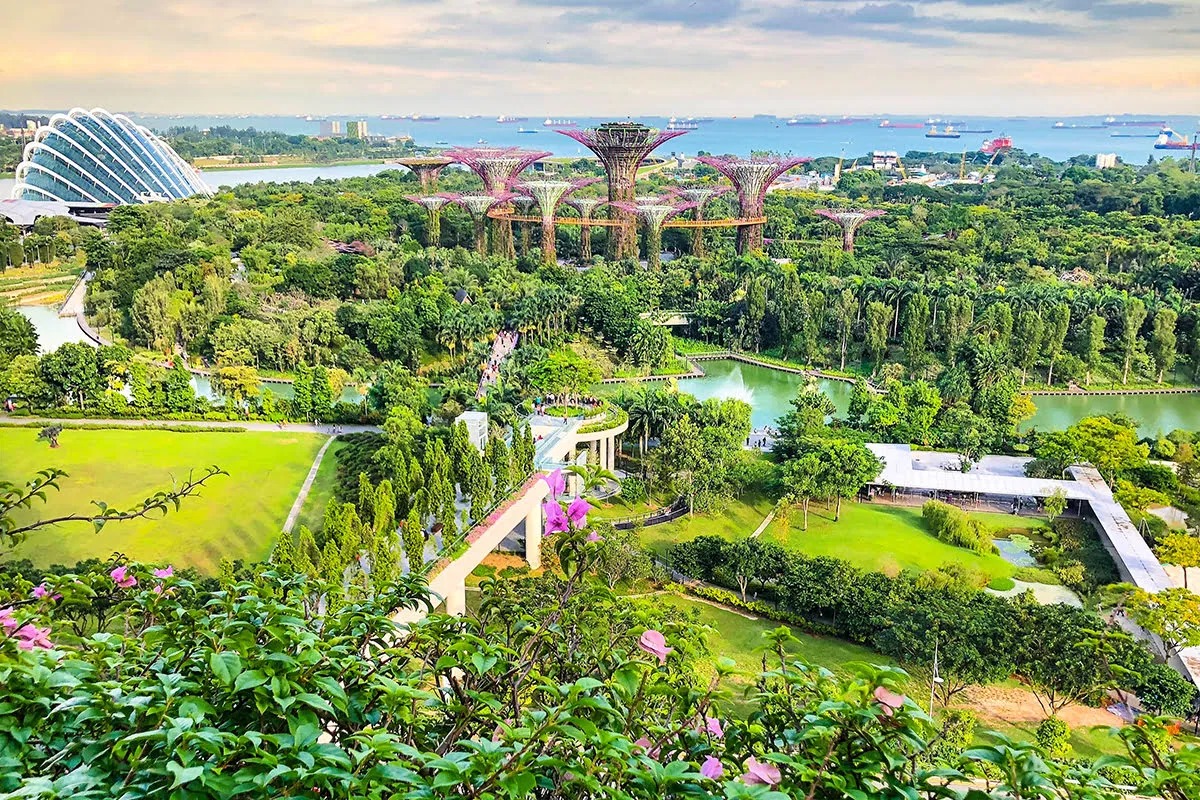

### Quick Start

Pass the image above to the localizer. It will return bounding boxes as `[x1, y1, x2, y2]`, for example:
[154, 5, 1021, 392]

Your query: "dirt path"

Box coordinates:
[282, 435, 335, 534]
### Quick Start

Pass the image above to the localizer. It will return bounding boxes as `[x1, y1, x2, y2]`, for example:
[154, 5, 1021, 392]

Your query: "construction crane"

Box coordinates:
[979, 136, 1013, 179]
[959, 150, 967, 180]
[895, 153, 908, 180]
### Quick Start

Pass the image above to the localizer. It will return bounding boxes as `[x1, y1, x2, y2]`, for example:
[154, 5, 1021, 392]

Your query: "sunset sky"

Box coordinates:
[5, 0, 1198, 116]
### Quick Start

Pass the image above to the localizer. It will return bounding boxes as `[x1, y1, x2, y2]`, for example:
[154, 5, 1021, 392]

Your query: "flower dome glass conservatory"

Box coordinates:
[11, 108, 211, 204]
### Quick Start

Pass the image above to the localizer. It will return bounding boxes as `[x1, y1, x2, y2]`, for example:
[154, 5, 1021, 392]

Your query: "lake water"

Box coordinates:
[678, 359, 1198, 436]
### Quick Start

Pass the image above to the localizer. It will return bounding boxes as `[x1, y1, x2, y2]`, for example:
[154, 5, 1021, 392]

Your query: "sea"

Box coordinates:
[3, 113, 1196, 196]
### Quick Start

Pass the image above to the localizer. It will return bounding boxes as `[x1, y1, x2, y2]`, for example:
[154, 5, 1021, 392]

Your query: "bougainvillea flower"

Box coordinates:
[110, 566, 137, 589]
[633, 737, 660, 759]
[543, 501, 569, 534]
[32, 584, 48, 599]
[566, 498, 591, 527]
[586, 531, 603, 543]
[541, 468, 566, 499]
[705, 716, 724, 739]
[874, 686, 906, 717]
[740, 757, 781, 786]
[153, 566, 174, 579]
[0, 607, 16, 632]
[637, 630, 673, 664]
[15, 624, 53, 651]
[700, 756, 724, 779]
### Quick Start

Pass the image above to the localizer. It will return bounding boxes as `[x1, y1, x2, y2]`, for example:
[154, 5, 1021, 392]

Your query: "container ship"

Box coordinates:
[1104, 116, 1166, 127]
[879, 119, 924, 129]
[925, 125, 961, 139]
[496, 115, 527, 123]
[544, 118, 577, 127]
[1154, 128, 1197, 150]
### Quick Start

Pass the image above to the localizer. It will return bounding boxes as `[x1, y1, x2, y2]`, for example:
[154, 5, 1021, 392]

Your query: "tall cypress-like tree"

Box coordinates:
[1149, 308, 1178, 383]
[1013, 310, 1044, 385]
[296, 525, 319, 579]
[311, 365, 333, 419]
[292, 364, 313, 421]
[449, 421, 473, 489]
[902, 293, 930, 370]
[1042, 304, 1071, 386]
[486, 435, 513, 495]
[357, 472, 375, 521]
[1081, 313, 1106, 385]
[402, 506, 424, 575]
[272, 530, 297, 572]
[1119, 297, 1148, 385]
[864, 301, 891, 369]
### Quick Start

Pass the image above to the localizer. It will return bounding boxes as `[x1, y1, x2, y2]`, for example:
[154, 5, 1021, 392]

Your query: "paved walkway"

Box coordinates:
[282, 435, 335, 534]
[0, 416, 381, 434]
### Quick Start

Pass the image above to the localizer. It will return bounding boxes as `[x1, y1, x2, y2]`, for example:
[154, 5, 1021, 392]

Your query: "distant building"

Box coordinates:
[455, 411, 488, 453]
[871, 151, 900, 171]
[345, 119, 368, 139]
[1095, 153, 1118, 169]
[319, 119, 342, 138]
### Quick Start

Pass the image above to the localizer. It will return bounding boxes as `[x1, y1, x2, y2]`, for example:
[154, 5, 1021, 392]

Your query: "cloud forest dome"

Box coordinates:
[11, 107, 211, 204]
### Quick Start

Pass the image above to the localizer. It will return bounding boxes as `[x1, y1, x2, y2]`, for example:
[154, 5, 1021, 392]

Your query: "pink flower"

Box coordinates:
[541, 468, 565, 499]
[566, 498, 591, 527]
[543, 500, 569, 534]
[153, 566, 174, 579]
[0, 607, 17, 632]
[874, 686, 906, 717]
[32, 584, 48, 599]
[700, 756, 724, 780]
[633, 737, 660, 759]
[110, 566, 137, 589]
[586, 531, 603, 543]
[740, 757, 781, 786]
[15, 624, 53, 651]
[637, 629, 673, 665]
[705, 716, 724, 739]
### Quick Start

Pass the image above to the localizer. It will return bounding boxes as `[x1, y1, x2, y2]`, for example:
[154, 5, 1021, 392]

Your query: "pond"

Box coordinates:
[676, 359, 1199, 436]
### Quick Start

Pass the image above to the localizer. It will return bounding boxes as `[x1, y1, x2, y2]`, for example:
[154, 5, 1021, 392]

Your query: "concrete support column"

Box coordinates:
[525, 501, 542, 571]
[444, 580, 467, 617]
[604, 437, 614, 471]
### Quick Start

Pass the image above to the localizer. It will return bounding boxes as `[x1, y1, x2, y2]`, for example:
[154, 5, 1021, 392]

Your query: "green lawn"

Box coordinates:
[1, 428, 326, 573]
[638, 492, 776, 555]
[761, 502, 1018, 580]
[294, 438, 347, 533]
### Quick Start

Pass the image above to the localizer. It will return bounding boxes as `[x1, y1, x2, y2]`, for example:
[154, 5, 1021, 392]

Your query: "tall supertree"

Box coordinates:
[567, 197, 604, 262]
[510, 195, 538, 257]
[404, 194, 456, 247]
[610, 199, 693, 271]
[814, 209, 886, 253]
[557, 123, 687, 259]
[669, 186, 731, 257]
[446, 147, 549, 258]
[515, 178, 601, 265]
[696, 156, 811, 254]
[454, 194, 510, 255]
[393, 156, 455, 191]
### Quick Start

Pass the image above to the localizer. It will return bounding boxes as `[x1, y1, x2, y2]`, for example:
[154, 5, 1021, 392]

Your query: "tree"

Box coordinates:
[1030, 415, 1148, 486]
[832, 289, 857, 370]
[942, 295, 974, 365]
[864, 300, 891, 369]
[781, 452, 827, 531]
[1012, 603, 1115, 716]
[1013, 310, 1043, 385]
[590, 523, 652, 589]
[720, 538, 770, 602]
[1124, 586, 1200, 660]
[39, 342, 101, 408]
[486, 435, 513, 495]
[1149, 308, 1178, 383]
[566, 460, 617, 496]
[655, 416, 705, 511]
[1119, 296, 1148, 384]
[292, 364, 313, 420]
[1044, 488, 1068, 526]
[901, 293, 930, 370]
[1080, 313, 1106, 385]
[822, 439, 883, 521]
[0, 307, 37, 368]
[36, 425, 63, 449]
[1156, 533, 1200, 590]
[1042, 304, 1070, 386]
[210, 364, 260, 414]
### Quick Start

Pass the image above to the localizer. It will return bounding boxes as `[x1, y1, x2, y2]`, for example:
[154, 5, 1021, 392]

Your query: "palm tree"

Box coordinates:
[567, 461, 618, 496]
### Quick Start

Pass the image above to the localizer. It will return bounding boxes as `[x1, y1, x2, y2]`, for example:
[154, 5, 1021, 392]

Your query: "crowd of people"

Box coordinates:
[476, 330, 519, 399]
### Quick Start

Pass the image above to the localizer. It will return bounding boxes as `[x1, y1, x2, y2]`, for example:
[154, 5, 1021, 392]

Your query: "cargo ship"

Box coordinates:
[1110, 132, 1158, 138]
[544, 118, 577, 127]
[496, 115, 527, 123]
[1104, 116, 1166, 127]
[958, 126, 993, 133]
[1154, 128, 1197, 150]
[787, 117, 827, 126]
[409, 114, 440, 122]
[667, 118, 699, 131]
[925, 125, 961, 139]
[879, 119, 924, 128]
[517, 127, 540, 134]
[981, 136, 1012, 154]
[1052, 121, 1106, 130]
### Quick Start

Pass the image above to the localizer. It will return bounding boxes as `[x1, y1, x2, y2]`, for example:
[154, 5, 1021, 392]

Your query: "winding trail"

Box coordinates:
[282, 435, 336, 534]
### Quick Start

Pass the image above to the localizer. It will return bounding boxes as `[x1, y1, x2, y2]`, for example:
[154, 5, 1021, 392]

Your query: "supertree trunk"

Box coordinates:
[541, 219, 556, 265]
[521, 223, 532, 257]
[473, 218, 488, 255]
[738, 223, 764, 255]
[492, 219, 515, 259]
[646, 225, 662, 271]
[427, 210, 441, 247]
[580, 221, 593, 261]
[692, 209, 705, 258]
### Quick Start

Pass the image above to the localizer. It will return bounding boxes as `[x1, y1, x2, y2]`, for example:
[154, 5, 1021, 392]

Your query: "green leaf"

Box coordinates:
[470, 652, 497, 674]
[295, 692, 336, 715]
[209, 651, 243, 687]
[167, 762, 204, 789]
[499, 771, 536, 796]
[233, 669, 268, 692]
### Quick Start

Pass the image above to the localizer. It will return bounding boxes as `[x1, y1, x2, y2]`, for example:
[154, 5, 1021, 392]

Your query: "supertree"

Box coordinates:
[454, 194, 511, 255]
[696, 155, 811, 254]
[515, 178, 601, 265]
[445, 147, 549, 258]
[668, 186, 731, 257]
[393, 156, 455, 191]
[509, 195, 538, 257]
[567, 197, 604, 262]
[814, 209, 886, 253]
[557, 123, 687, 259]
[404, 194, 457, 247]
[610, 198, 693, 271]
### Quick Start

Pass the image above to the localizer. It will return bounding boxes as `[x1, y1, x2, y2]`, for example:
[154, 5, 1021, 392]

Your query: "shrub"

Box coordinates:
[1035, 716, 1072, 759]
[1137, 662, 1199, 718]
[1013, 566, 1062, 585]
[1052, 560, 1086, 590]
[619, 476, 648, 505]
[987, 576, 1016, 591]
[921, 500, 995, 555]
[923, 709, 978, 766]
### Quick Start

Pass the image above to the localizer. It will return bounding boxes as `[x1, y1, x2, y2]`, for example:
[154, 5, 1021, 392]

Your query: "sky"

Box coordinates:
[3, 0, 1198, 116]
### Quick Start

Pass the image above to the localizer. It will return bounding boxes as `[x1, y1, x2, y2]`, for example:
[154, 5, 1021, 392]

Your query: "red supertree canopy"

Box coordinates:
[444, 147, 550, 193]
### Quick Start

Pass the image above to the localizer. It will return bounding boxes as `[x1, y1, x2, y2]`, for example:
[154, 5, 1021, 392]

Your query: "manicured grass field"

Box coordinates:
[761, 502, 1019, 580]
[1, 428, 326, 573]
[636, 492, 777, 555]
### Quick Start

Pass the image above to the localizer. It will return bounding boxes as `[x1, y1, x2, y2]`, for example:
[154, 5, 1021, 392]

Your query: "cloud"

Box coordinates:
[1085, 2, 1175, 20]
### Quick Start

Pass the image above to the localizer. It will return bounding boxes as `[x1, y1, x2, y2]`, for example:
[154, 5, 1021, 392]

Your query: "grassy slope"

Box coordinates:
[1, 428, 325, 573]
[294, 438, 347, 533]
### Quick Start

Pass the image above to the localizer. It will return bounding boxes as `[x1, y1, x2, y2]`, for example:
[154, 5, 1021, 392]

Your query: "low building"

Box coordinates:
[455, 411, 488, 453]
[1095, 153, 1118, 169]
